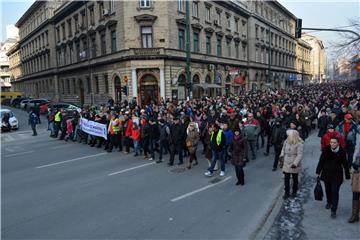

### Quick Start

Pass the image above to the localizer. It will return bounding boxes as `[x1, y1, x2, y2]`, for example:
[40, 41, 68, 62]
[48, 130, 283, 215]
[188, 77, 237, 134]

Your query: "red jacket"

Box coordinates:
[321, 130, 345, 150]
[132, 129, 141, 141]
[125, 119, 133, 137]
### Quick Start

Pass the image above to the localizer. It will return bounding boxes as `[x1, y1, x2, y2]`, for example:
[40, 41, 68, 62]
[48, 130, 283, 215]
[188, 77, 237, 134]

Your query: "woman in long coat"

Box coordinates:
[316, 136, 350, 218]
[186, 122, 200, 169]
[280, 129, 304, 199]
[231, 127, 246, 185]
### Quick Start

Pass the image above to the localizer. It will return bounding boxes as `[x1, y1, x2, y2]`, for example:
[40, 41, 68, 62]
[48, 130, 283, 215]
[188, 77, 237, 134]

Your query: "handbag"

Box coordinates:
[314, 178, 324, 201]
[186, 140, 192, 148]
[352, 171, 360, 193]
[278, 156, 284, 168]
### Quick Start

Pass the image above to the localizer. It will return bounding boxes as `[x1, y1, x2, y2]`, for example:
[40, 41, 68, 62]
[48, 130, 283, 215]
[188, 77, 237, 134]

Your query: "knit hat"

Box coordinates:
[345, 113, 353, 120]
[327, 124, 335, 129]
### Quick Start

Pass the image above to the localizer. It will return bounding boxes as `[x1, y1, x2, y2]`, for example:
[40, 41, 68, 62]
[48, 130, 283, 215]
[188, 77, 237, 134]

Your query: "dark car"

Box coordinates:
[25, 99, 49, 112]
[49, 103, 82, 117]
[11, 97, 27, 108]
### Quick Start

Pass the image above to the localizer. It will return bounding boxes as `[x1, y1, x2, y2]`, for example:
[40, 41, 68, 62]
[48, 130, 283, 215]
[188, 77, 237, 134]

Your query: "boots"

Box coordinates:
[348, 200, 360, 223]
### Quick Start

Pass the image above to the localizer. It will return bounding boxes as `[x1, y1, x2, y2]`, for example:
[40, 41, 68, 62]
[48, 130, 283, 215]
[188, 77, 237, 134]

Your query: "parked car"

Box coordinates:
[48, 103, 81, 116]
[1, 109, 19, 131]
[11, 97, 27, 108]
[25, 99, 49, 112]
[20, 99, 32, 110]
[1, 98, 12, 106]
[39, 102, 51, 114]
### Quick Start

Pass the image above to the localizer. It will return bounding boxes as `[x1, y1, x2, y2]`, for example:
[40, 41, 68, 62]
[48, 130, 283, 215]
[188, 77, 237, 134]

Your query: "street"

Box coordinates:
[2, 107, 284, 239]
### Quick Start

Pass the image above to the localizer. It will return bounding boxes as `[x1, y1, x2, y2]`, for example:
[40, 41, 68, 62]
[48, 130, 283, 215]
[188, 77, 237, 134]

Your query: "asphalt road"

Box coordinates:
[2, 107, 285, 239]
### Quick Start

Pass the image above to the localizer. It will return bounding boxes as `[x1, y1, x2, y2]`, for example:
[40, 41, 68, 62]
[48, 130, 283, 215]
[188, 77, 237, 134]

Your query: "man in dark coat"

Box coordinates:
[205, 123, 226, 177]
[316, 137, 350, 218]
[317, 109, 330, 138]
[271, 119, 287, 171]
[168, 116, 185, 166]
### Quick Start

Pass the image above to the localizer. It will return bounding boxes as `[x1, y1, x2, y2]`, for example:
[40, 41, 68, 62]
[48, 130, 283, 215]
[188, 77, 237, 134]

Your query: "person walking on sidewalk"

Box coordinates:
[28, 107, 40, 136]
[168, 116, 185, 166]
[243, 113, 261, 161]
[230, 126, 246, 185]
[316, 136, 350, 219]
[348, 154, 360, 223]
[280, 129, 304, 199]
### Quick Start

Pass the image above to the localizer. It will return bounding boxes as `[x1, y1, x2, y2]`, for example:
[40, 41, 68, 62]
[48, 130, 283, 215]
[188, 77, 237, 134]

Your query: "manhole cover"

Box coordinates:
[209, 178, 222, 184]
[169, 167, 187, 173]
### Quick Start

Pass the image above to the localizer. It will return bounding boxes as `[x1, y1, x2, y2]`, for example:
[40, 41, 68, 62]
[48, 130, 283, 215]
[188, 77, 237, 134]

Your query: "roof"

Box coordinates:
[15, 1, 44, 27]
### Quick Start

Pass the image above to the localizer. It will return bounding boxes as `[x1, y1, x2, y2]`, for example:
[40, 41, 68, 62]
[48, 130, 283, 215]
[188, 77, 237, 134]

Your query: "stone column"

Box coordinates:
[160, 67, 165, 100]
[132, 68, 138, 99]
[54, 74, 60, 101]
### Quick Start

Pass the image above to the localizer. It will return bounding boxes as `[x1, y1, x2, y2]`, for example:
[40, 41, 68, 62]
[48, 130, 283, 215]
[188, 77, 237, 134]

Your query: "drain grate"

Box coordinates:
[169, 167, 187, 173]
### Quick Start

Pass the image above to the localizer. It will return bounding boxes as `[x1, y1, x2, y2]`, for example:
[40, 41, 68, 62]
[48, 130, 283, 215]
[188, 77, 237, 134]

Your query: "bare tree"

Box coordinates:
[331, 18, 360, 58]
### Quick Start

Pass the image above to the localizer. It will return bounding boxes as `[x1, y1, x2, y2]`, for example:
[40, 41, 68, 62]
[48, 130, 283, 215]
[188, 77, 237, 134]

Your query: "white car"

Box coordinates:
[1, 109, 19, 130]
[20, 99, 31, 110]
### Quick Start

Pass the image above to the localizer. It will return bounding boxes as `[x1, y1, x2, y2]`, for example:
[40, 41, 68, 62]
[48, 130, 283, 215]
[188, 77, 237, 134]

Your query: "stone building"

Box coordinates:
[12, 0, 304, 106]
[302, 34, 326, 83]
[295, 38, 312, 85]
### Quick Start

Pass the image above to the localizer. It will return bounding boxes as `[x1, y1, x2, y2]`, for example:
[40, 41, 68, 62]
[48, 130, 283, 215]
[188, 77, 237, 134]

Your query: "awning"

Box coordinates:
[193, 83, 222, 89]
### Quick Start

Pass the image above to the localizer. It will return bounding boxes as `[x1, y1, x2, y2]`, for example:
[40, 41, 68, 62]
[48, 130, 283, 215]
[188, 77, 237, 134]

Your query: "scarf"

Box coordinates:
[233, 134, 241, 141]
[331, 146, 339, 153]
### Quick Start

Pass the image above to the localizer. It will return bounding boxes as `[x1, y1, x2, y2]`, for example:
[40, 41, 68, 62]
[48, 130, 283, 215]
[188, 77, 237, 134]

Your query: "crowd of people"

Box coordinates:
[30, 81, 360, 221]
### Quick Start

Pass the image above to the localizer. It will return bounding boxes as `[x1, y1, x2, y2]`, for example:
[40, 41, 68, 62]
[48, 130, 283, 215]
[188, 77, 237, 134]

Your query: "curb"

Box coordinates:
[250, 182, 284, 240]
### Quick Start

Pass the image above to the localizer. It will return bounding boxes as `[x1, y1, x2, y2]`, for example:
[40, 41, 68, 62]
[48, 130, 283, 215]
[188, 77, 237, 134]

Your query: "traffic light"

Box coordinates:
[295, 18, 302, 38]
[122, 86, 128, 96]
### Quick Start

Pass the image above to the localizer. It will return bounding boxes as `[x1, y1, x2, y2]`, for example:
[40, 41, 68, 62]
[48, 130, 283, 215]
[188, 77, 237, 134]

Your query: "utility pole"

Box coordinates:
[185, 0, 192, 99]
[267, 25, 272, 88]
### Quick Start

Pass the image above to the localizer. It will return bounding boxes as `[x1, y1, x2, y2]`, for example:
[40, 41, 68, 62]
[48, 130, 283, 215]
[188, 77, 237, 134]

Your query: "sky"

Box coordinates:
[1, 0, 359, 60]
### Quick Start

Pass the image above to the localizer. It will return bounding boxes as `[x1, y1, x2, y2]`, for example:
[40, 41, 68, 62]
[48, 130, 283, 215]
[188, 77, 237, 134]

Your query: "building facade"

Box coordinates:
[295, 38, 312, 85]
[302, 34, 326, 83]
[13, 0, 305, 106]
[1, 38, 18, 91]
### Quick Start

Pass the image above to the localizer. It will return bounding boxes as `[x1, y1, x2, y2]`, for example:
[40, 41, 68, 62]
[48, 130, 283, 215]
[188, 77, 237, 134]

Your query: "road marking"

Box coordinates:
[4, 151, 34, 158]
[51, 144, 72, 149]
[108, 162, 156, 176]
[36, 152, 107, 169]
[170, 176, 232, 202]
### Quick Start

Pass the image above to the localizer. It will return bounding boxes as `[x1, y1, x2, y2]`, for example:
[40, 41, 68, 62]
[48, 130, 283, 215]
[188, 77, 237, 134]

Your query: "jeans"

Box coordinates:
[353, 192, 360, 201]
[31, 124, 37, 136]
[49, 122, 54, 136]
[208, 150, 225, 173]
[149, 139, 156, 159]
[54, 122, 61, 137]
[324, 181, 342, 212]
[124, 136, 132, 153]
[345, 143, 355, 168]
[133, 140, 140, 155]
[256, 131, 265, 149]
[284, 172, 298, 195]
[247, 139, 256, 159]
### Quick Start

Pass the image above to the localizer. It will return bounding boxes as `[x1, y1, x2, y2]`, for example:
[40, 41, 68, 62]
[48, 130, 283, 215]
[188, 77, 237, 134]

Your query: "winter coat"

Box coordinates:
[316, 146, 350, 184]
[203, 131, 212, 160]
[243, 119, 261, 141]
[132, 129, 141, 141]
[159, 124, 171, 142]
[230, 136, 246, 167]
[336, 120, 359, 147]
[186, 130, 200, 154]
[124, 119, 133, 137]
[210, 129, 226, 152]
[28, 112, 39, 125]
[170, 123, 185, 145]
[317, 115, 330, 137]
[280, 140, 304, 174]
[271, 125, 287, 146]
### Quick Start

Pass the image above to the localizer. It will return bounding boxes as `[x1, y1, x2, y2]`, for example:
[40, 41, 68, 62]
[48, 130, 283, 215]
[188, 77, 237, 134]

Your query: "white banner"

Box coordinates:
[80, 118, 107, 140]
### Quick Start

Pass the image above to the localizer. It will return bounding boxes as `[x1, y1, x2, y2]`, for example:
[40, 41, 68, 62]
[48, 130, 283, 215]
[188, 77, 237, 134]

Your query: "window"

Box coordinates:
[255, 25, 259, 39]
[216, 11, 221, 25]
[235, 18, 239, 32]
[227, 41, 231, 57]
[104, 74, 109, 93]
[193, 32, 199, 53]
[141, 26, 153, 48]
[140, 0, 151, 8]
[67, 79, 70, 94]
[261, 27, 264, 41]
[216, 37, 222, 56]
[91, 35, 96, 57]
[89, 7, 95, 25]
[94, 76, 99, 94]
[255, 48, 259, 62]
[227, 16, 231, 29]
[74, 15, 79, 32]
[178, 29, 185, 50]
[192, 1, 198, 18]
[81, 11, 86, 28]
[178, 0, 184, 12]
[87, 77, 91, 94]
[111, 30, 117, 53]
[61, 23, 65, 40]
[206, 33, 211, 54]
[69, 45, 73, 64]
[73, 79, 76, 94]
[100, 32, 106, 55]
[56, 27, 60, 42]
[109, 0, 115, 12]
[75, 41, 80, 61]
[206, 7, 211, 22]
[99, 2, 104, 19]
[67, 19, 72, 37]
[235, 42, 239, 59]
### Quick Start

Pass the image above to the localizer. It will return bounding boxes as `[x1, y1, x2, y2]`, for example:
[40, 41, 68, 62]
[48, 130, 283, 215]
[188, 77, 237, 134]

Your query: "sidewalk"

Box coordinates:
[258, 132, 360, 240]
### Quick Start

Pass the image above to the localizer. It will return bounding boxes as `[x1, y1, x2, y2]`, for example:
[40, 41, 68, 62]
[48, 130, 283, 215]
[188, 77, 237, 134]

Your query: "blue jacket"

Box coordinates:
[224, 129, 233, 146]
[29, 112, 39, 125]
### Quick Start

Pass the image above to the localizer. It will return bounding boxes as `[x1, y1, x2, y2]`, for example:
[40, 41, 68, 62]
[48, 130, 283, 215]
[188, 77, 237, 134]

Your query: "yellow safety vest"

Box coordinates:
[210, 129, 223, 146]
[55, 112, 61, 122]
[112, 119, 120, 132]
